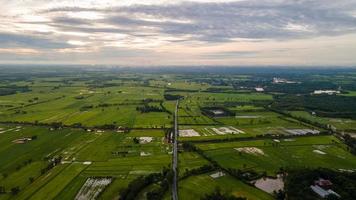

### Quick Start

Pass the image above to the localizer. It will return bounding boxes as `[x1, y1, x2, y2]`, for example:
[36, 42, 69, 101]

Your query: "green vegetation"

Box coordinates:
[285, 168, 356, 200]
[197, 136, 356, 176]
[1, 67, 356, 200]
[177, 174, 272, 200]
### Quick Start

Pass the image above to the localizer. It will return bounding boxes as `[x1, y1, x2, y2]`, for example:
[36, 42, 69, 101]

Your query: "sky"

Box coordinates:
[1, 0, 356, 67]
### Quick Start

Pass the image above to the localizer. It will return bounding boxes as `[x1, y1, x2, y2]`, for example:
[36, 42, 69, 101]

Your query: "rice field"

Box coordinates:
[1, 72, 356, 200]
[0, 125, 170, 200]
[175, 173, 273, 200]
[197, 136, 356, 176]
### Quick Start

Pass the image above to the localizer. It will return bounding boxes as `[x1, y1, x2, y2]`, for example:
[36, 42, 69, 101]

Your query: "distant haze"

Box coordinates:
[1, 0, 356, 66]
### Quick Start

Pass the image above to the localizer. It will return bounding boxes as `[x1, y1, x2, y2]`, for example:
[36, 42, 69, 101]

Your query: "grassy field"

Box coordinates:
[0, 125, 171, 200]
[175, 173, 273, 200]
[178, 110, 317, 142]
[289, 111, 356, 132]
[1, 71, 356, 200]
[0, 84, 171, 128]
[197, 136, 356, 176]
[175, 91, 273, 126]
[178, 152, 210, 173]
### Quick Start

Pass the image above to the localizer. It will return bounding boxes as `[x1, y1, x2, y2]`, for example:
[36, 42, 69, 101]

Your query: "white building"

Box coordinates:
[310, 185, 341, 198]
[255, 87, 264, 92]
[313, 90, 340, 95]
[273, 77, 296, 84]
[211, 109, 225, 115]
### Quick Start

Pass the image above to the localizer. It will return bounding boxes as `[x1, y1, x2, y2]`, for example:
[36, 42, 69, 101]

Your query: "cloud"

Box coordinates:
[33, 0, 356, 43]
[113, 0, 356, 41]
[1, 0, 356, 65]
[52, 16, 92, 25]
[0, 32, 72, 49]
[200, 51, 259, 59]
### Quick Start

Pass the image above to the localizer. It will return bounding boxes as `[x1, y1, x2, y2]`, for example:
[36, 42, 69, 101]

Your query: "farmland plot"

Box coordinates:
[198, 136, 356, 175]
[175, 173, 273, 200]
[75, 178, 112, 200]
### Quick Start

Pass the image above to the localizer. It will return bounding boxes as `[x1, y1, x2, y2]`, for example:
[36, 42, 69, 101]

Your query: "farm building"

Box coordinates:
[285, 129, 320, 135]
[310, 185, 340, 199]
[211, 109, 225, 115]
[313, 90, 340, 95]
[255, 87, 264, 92]
[272, 77, 297, 84]
[201, 107, 234, 117]
[314, 178, 333, 188]
[12, 137, 32, 144]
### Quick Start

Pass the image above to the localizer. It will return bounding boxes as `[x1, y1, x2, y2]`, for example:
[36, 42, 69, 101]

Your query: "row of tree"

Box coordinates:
[342, 134, 356, 155]
[272, 94, 356, 119]
[136, 105, 164, 113]
[202, 188, 247, 200]
[0, 85, 31, 96]
[285, 168, 356, 200]
[119, 167, 172, 200]
[41, 156, 62, 175]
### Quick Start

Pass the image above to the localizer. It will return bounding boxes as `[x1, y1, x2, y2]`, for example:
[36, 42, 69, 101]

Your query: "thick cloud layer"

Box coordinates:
[42, 0, 356, 41]
[0, 0, 356, 65]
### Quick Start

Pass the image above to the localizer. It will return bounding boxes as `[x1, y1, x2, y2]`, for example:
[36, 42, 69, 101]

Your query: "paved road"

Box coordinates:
[172, 100, 179, 200]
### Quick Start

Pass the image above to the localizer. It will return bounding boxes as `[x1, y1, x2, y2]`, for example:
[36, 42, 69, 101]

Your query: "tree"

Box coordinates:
[29, 177, 34, 183]
[274, 190, 285, 200]
[201, 187, 246, 200]
[11, 187, 20, 195]
[326, 194, 340, 200]
[0, 186, 5, 194]
[133, 137, 140, 144]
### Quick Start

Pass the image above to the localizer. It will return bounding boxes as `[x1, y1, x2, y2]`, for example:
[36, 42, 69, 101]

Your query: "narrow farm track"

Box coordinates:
[172, 100, 179, 200]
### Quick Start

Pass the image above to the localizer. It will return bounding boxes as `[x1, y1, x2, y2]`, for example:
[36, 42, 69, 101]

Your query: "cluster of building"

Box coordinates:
[310, 178, 340, 198]
[254, 77, 298, 92]
[272, 77, 297, 84]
